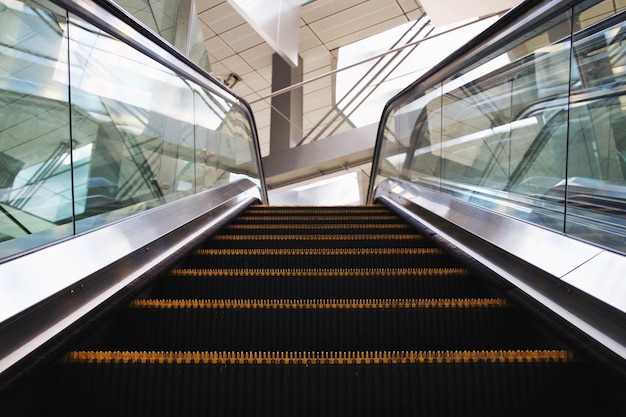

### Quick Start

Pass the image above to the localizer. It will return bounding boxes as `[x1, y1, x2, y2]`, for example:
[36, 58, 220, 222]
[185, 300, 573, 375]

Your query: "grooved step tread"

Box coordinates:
[234, 215, 403, 222]
[210, 234, 424, 241]
[192, 248, 443, 256]
[128, 298, 509, 309]
[225, 223, 414, 230]
[169, 267, 471, 277]
[243, 207, 391, 215]
[62, 349, 575, 365]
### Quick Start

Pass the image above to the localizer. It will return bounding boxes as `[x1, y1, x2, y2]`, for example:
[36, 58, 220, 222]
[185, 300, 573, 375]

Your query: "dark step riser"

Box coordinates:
[183, 254, 465, 269]
[93, 308, 563, 351]
[50, 361, 594, 417]
[199, 237, 432, 250]
[148, 275, 491, 300]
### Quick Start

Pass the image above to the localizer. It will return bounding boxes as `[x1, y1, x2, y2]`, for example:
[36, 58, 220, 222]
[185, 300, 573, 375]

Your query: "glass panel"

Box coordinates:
[0, 0, 73, 258]
[115, 0, 180, 45]
[67, 14, 197, 233]
[194, 86, 260, 190]
[398, 86, 443, 188]
[373, 0, 626, 253]
[0, 0, 262, 262]
[564, 6, 626, 251]
[422, 11, 572, 225]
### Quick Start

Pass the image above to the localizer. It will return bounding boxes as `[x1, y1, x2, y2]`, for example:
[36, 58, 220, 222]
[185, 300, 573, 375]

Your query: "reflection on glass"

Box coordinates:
[375, 0, 626, 253]
[0, 0, 262, 260]
[194, 86, 260, 191]
[0, 0, 72, 257]
[564, 8, 626, 249]
[67, 16, 197, 232]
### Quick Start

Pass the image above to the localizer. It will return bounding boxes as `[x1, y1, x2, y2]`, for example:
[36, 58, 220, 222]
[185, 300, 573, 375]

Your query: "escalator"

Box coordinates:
[2, 204, 624, 416]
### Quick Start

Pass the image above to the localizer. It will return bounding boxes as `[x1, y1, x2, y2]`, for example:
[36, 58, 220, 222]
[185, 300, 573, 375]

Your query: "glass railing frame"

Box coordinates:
[57, 0, 268, 204]
[0, 0, 268, 260]
[367, 0, 584, 202]
[367, 0, 626, 366]
[0, 0, 268, 380]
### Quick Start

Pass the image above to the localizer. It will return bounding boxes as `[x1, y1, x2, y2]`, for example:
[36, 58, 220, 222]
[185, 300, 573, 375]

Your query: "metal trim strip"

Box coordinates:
[374, 178, 626, 362]
[0, 179, 260, 375]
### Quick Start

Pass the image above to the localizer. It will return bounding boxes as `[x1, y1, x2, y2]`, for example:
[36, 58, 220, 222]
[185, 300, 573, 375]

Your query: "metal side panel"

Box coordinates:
[0, 179, 261, 375]
[374, 178, 626, 362]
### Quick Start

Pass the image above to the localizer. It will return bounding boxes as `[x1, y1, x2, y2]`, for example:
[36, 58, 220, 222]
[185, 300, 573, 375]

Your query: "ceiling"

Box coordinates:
[195, 0, 426, 156]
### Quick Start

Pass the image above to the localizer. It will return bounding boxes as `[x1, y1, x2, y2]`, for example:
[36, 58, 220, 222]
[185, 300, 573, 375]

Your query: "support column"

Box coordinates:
[269, 53, 303, 154]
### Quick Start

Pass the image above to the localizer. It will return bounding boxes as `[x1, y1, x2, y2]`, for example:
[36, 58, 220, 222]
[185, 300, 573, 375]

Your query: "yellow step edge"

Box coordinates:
[128, 298, 509, 309]
[225, 223, 413, 230]
[235, 215, 402, 222]
[62, 350, 576, 365]
[169, 267, 471, 277]
[211, 234, 424, 241]
[244, 208, 391, 214]
[193, 248, 443, 256]
[247, 204, 384, 209]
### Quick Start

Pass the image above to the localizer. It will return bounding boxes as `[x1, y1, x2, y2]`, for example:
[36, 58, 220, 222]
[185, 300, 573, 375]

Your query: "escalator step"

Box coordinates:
[202, 233, 430, 249]
[31, 204, 623, 417]
[51, 350, 592, 417]
[242, 206, 391, 215]
[147, 267, 489, 299]
[183, 247, 461, 269]
[232, 215, 407, 225]
[87, 298, 563, 351]
[222, 223, 416, 235]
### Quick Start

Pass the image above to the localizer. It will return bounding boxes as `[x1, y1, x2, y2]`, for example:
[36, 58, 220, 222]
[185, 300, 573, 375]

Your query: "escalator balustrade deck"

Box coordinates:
[5, 205, 623, 416]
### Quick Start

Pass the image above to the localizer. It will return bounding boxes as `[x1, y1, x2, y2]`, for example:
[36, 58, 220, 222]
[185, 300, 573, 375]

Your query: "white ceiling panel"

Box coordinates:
[308, 2, 404, 45]
[254, 65, 273, 84]
[238, 43, 275, 71]
[300, 0, 365, 24]
[298, 25, 323, 53]
[300, 45, 331, 73]
[231, 82, 254, 97]
[207, 60, 229, 77]
[195, 0, 224, 14]
[200, 2, 245, 34]
[303, 90, 333, 113]
[199, 20, 216, 40]
[324, 16, 409, 51]
[397, 0, 421, 14]
[203, 35, 236, 60]
[220, 54, 254, 75]
[219, 24, 265, 52]
[239, 71, 270, 91]
[303, 76, 331, 95]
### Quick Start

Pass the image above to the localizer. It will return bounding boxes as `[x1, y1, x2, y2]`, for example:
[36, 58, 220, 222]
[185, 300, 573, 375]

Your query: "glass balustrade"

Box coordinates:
[0, 0, 263, 260]
[373, 0, 626, 253]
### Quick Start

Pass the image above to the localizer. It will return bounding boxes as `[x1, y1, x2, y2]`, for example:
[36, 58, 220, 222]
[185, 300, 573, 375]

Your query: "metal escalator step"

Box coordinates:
[52, 350, 592, 416]
[184, 247, 456, 269]
[202, 234, 428, 249]
[90, 297, 561, 352]
[61, 349, 575, 365]
[242, 206, 391, 215]
[169, 267, 470, 277]
[224, 223, 414, 230]
[38, 205, 621, 417]
[128, 297, 509, 309]
[151, 268, 486, 300]
[232, 215, 406, 224]
[209, 233, 425, 241]
[192, 248, 443, 256]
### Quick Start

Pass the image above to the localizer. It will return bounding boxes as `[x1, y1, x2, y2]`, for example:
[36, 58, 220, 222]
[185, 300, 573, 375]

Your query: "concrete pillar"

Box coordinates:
[269, 53, 303, 154]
